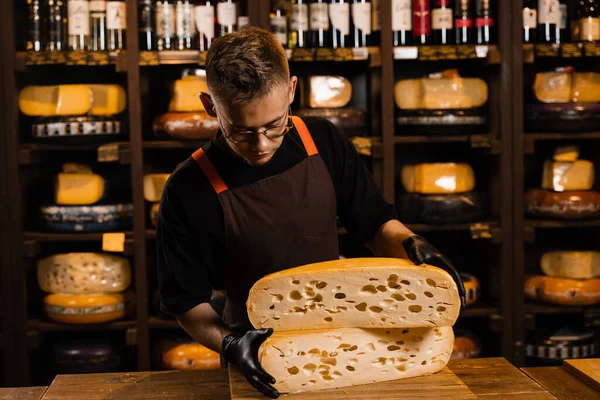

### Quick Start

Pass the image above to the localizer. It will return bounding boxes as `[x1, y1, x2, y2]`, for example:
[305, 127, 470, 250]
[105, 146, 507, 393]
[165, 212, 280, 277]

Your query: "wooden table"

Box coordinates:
[522, 359, 600, 400]
[0, 386, 47, 399]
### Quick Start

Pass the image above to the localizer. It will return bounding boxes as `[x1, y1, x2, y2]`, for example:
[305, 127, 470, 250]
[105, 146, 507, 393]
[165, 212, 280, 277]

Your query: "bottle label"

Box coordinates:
[372, 0, 381, 31]
[195, 5, 214, 39]
[90, 1, 106, 13]
[432, 8, 453, 30]
[217, 2, 236, 26]
[392, 0, 412, 31]
[352, 3, 372, 34]
[290, 4, 309, 31]
[413, 0, 430, 36]
[538, 0, 559, 25]
[476, 17, 494, 27]
[68, 1, 90, 35]
[176, 2, 195, 36]
[523, 8, 537, 29]
[329, 3, 350, 36]
[270, 15, 288, 44]
[455, 18, 473, 28]
[238, 16, 249, 28]
[310, 3, 329, 30]
[580, 17, 600, 41]
[107, 2, 126, 30]
[157, 3, 175, 36]
[558, 4, 567, 29]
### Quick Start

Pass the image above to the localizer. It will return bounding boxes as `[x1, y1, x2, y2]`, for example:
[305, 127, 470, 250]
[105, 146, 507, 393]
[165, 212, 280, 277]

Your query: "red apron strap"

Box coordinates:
[192, 148, 228, 194]
[292, 116, 318, 156]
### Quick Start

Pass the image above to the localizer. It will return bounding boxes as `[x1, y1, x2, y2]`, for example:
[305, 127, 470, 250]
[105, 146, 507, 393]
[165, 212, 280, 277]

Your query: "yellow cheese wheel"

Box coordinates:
[394, 76, 488, 110]
[541, 251, 600, 279]
[168, 79, 209, 112]
[401, 163, 475, 194]
[89, 84, 127, 115]
[160, 342, 221, 370]
[308, 76, 352, 108]
[19, 85, 93, 116]
[55, 172, 105, 205]
[542, 160, 595, 192]
[462, 273, 481, 306]
[144, 174, 170, 203]
[524, 275, 600, 306]
[534, 71, 600, 103]
[43, 290, 134, 324]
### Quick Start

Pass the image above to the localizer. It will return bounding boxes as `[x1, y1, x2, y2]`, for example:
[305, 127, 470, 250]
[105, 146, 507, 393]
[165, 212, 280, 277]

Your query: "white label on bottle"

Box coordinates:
[310, 3, 329, 30]
[176, 2, 195, 36]
[195, 5, 214, 38]
[523, 8, 537, 29]
[238, 16, 249, 28]
[392, 0, 412, 31]
[558, 4, 567, 29]
[157, 3, 175, 36]
[90, 1, 106, 12]
[290, 4, 309, 31]
[432, 8, 453, 30]
[68, 0, 90, 35]
[538, 0, 559, 25]
[217, 2, 236, 26]
[107, 2, 126, 29]
[271, 15, 287, 44]
[352, 3, 371, 34]
[329, 3, 350, 36]
[581, 17, 600, 41]
[372, 0, 381, 31]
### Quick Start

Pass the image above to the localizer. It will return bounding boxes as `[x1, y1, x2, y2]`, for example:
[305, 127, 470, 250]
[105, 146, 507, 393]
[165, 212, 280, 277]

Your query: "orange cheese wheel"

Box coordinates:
[160, 342, 221, 370]
[44, 290, 134, 324]
[451, 332, 481, 360]
[524, 275, 600, 306]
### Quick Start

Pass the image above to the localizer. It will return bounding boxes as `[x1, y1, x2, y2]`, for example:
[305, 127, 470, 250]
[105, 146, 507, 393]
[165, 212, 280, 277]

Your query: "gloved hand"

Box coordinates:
[402, 234, 467, 310]
[222, 328, 279, 399]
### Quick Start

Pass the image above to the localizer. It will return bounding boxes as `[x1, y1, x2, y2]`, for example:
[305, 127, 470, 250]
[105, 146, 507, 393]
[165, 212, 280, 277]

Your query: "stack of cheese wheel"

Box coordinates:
[295, 76, 367, 137]
[396, 163, 484, 224]
[525, 251, 600, 306]
[40, 163, 133, 232]
[37, 252, 135, 324]
[19, 84, 126, 140]
[158, 337, 221, 370]
[525, 145, 600, 220]
[152, 69, 219, 140]
[246, 257, 460, 394]
[144, 173, 171, 228]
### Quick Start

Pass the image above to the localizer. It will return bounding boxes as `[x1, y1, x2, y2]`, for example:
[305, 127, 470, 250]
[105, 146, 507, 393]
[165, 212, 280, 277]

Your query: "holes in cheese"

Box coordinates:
[247, 258, 460, 330]
[541, 251, 600, 279]
[258, 327, 454, 394]
[542, 160, 594, 192]
[143, 174, 171, 202]
[401, 163, 475, 195]
[524, 275, 600, 306]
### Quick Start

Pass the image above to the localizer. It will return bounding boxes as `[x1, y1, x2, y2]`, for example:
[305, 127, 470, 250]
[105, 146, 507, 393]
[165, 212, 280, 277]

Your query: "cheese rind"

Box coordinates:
[542, 160, 594, 192]
[541, 251, 600, 279]
[19, 85, 93, 116]
[247, 257, 460, 330]
[43, 290, 134, 324]
[401, 163, 475, 194]
[524, 275, 600, 306]
[258, 327, 454, 394]
[160, 342, 221, 370]
[37, 252, 131, 294]
[309, 76, 352, 108]
[168, 79, 209, 112]
[143, 174, 170, 202]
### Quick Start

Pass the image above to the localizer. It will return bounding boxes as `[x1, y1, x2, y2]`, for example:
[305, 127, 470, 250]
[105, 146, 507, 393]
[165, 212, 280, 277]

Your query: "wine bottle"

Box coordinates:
[413, 0, 431, 45]
[455, 0, 473, 44]
[90, 0, 107, 52]
[523, 0, 537, 43]
[352, 0, 371, 47]
[270, 2, 288, 47]
[393, 0, 413, 45]
[432, 0, 453, 45]
[157, 0, 175, 50]
[538, 0, 558, 43]
[107, 0, 126, 50]
[556, 0, 568, 43]
[27, 0, 44, 51]
[370, 0, 381, 46]
[139, 0, 156, 51]
[330, 0, 351, 48]
[217, 0, 237, 37]
[475, 0, 494, 44]
[578, 0, 600, 42]
[310, 0, 330, 47]
[46, 0, 66, 51]
[289, 0, 308, 48]
[196, 1, 215, 51]
[68, 0, 90, 50]
[238, 0, 249, 29]
[176, 0, 195, 49]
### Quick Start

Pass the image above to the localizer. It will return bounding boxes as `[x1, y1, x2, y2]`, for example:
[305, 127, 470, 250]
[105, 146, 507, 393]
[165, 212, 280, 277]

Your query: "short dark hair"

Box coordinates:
[205, 27, 290, 106]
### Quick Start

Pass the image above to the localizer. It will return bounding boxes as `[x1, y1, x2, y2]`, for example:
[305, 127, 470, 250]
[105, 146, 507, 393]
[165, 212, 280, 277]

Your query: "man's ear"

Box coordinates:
[199, 92, 217, 117]
[288, 76, 298, 104]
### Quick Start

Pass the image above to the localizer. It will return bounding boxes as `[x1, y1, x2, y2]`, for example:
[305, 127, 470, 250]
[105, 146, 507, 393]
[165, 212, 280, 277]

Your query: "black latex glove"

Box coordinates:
[222, 328, 279, 399]
[402, 234, 467, 310]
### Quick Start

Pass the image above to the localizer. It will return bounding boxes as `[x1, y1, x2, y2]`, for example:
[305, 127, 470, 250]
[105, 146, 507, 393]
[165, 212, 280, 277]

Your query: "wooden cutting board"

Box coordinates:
[229, 365, 477, 399]
[564, 358, 600, 392]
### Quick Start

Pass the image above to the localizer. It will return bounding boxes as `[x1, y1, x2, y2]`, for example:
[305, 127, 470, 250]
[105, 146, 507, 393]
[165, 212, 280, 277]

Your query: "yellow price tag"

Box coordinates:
[102, 232, 125, 252]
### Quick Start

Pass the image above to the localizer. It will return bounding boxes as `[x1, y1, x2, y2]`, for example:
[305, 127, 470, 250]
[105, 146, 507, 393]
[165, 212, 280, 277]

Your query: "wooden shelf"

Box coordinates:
[393, 45, 500, 63]
[394, 134, 501, 153]
[404, 221, 501, 242]
[27, 319, 136, 332]
[523, 132, 600, 154]
[523, 43, 600, 63]
[143, 140, 209, 149]
[286, 47, 380, 67]
[459, 306, 500, 318]
[525, 219, 600, 229]
[139, 50, 208, 66]
[15, 51, 124, 71]
[524, 304, 586, 315]
[24, 231, 133, 242]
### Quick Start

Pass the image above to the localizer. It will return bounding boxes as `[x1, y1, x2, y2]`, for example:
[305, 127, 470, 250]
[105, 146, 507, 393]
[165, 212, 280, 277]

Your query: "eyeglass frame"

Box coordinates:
[212, 105, 294, 144]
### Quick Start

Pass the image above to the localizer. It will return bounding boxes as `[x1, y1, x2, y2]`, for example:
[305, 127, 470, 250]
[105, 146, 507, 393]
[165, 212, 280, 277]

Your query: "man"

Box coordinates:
[157, 27, 465, 399]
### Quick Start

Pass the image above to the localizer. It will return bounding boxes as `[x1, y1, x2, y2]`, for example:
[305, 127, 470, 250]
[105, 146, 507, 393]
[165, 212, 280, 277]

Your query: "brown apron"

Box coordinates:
[192, 116, 339, 335]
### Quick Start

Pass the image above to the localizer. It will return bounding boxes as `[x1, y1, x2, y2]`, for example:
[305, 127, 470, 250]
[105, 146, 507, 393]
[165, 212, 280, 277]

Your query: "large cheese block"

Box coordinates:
[554, 145, 579, 162]
[168, 79, 209, 112]
[533, 71, 600, 103]
[88, 84, 127, 115]
[40, 203, 134, 232]
[308, 76, 352, 109]
[152, 112, 219, 140]
[541, 251, 600, 279]
[524, 275, 600, 306]
[295, 108, 367, 137]
[396, 192, 484, 224]
[55, 168, 105, 205]
[159, 340, 221, 370]
[541, 160, 594, 192]
[43, 290, 134, 324]
[401, 163, 475, 194]
[144, 174, 170, 202]
[524, 189, 600, 219]
[258, 327, 453, 394]
[247, 258, 460, 331]
[19, 85, 93, 116]
[37, 252, 131, 294]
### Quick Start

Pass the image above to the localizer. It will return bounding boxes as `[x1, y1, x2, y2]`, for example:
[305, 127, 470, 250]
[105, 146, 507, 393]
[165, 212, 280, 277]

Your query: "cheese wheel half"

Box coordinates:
[44, 290, 134, 324]
[401, 163, 475, 194]
[144, 174, 170, 202]
[524, 275, 600, 306]
[160, 342, 220, 370]
[541, 251, 600, 279]
[542, 160, 594, 192]
[19, 85, 93, 116]
[247, 257, 460, 331]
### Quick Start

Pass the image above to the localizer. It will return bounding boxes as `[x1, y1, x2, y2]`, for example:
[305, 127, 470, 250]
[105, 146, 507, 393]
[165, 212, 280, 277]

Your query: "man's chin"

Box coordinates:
[243, 153, 274, 167]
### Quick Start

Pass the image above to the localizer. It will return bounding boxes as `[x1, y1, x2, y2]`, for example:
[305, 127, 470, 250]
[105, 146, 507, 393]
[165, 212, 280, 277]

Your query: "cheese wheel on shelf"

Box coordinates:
[308, 76, 352, 108]
[526, 327, 598, 364]
[88, 85, 127, 115]
[152, 112, 219, 140]
[258, 327, 454, 394]
[401, 163, 475, 194]
[541, 251, 600, 279]
[542, 160, 594, 192]
[524, 275, 600, 306]
[40, 203, 134, 232]
[144, 174, 170, 202]
[32, 116, 123, 139]
[19, 85, 93, 116]
[150, 203, 160, 227]
[43, 290, 134, 324]
[247, 257, 460, 331]
[55, 172, 105, 205]
[396, 192, 485, 224]
[524, 189, 600, 219]
[533, 71, 600, 103]
[159, 341, 220, 370]
[461, 273, 481, 306]
[295, 108, 367, 137]
[554, 145, 579, 162]
[451, 331, 481, 360]
[37, 253, 131, 294]
[168, 79, 209, 112]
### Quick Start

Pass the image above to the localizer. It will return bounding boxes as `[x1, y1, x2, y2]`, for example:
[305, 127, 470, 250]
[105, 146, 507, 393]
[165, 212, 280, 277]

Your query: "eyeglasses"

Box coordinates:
[214, 106, 294, 144]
